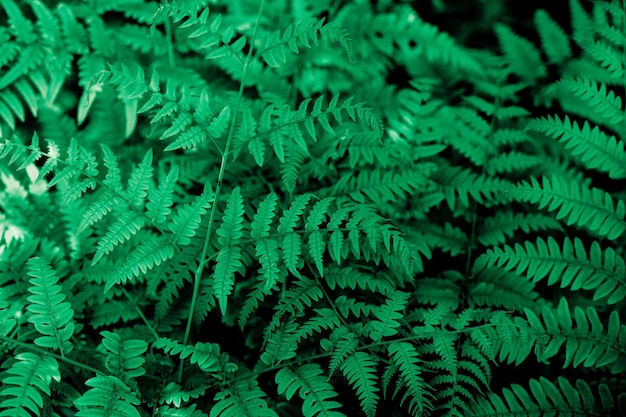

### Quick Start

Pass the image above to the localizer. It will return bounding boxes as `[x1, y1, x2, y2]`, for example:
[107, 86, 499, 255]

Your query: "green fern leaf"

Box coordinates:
[525, 297, 625, 371]
[210, 377, 278, 417]
[527, 114, 626, 179]
[258, 18, 352, 68]
[146, 165, 179, 225]
[495, 23, 546, 82]
[26, 257, 75, 355]
[214, 187, 245, 314]
[168, 183, 214, 246]
[0, 352, 60, 417]
[154, 338, 237, 375]
[468, 377, 614, 415]
[278, 194, 312, 277]
[105, 236, 176, 292]
[275, 363, 346, 417]
[340, 352, 379, 417]
[101, 330, 147, 380]
[514, 175, 626, 239]
[74, 376, 141, 417]
[305, 197, 334, 276]
[125, 148, 153, 207]
[370, 290, 409, 341]
[387, 341, 433, 417]
[261, 321, 298, 366]
[475, 236, 626, 304]
[92, 211, 145, 265]
[534, 9, 571, 64]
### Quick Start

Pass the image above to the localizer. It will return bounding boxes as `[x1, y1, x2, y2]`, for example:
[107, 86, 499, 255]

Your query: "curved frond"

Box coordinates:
[514, 175, 626, 239]
[475, 236, 626, 304]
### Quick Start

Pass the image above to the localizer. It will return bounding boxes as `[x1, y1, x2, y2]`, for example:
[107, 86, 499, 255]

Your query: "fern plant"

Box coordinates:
[1, 0, 626, 416]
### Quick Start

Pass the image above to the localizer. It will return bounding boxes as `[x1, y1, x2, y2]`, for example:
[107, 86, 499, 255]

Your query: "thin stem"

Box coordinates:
[122, 288, 160, 341]
[178, 0, 266, 383]
[164, 16, 176, 68]
[0, 335, 106, 375]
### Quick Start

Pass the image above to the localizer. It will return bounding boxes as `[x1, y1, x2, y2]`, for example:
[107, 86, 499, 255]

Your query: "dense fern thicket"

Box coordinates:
[1, 0, 626, 416]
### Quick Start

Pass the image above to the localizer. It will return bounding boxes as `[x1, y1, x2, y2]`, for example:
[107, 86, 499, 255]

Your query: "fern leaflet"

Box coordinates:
[26, 257, 75, 356]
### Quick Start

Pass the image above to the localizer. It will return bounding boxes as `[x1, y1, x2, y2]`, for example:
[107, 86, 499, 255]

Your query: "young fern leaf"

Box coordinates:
[514, 175, 626, 239]
[0, 352, 60, 417]
[74, 376, 141, 417]
[275, 363, 346, 417]
[214, 187, 245, 315]
[209, 377, 278, 417]
[101, 331, 147, 383]
[26, 257, 75, 356]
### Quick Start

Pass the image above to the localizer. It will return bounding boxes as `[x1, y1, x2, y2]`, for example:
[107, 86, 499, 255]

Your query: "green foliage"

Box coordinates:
[1, 0, 626, 416]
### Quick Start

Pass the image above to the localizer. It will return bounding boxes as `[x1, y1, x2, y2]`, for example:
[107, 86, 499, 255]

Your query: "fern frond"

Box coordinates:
[369, 290, 409, 341]
[0, 352, 60, 417]
[154, 338, 237, 376]
[514, 175, 626, 239]
[331, 168, 432, 205]
[250, 193, 280, 291]
[146, 165, 179, 225]
[277, 194, 312, 277]
[475, 236, 626, 304]
[214, 187, 245, 315]
[125, 148, 154, 208]
[528, 113, 626, 178]
[387, 341, 433, 417]
[101, 330, 147, 381]
[25, 257, 75, 355]
[467, 377, 616, 416]
[525, 297, 626, 371]
[495, 23, 546, 82]
[534, 9, 572, 64]
[258, 18, 352, 68]
[74, 376, 141, 417]
[476, 210, 563, 247]
[168, 182, 214, 246]
[582, 40, 624, 79]
[92, 211, 145, 265]
[275, 363, 346, 417]
[209, 377, 278, 417]
[261, 320, 299, 366]
[340, 352, 379, 417]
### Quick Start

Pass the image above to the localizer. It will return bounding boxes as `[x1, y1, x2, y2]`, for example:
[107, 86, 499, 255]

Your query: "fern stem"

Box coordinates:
[122, 288, 160, 341]
[164, 16, 176, 68]
[0, 335, 106, 376]
[178, 0, 266, 383]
